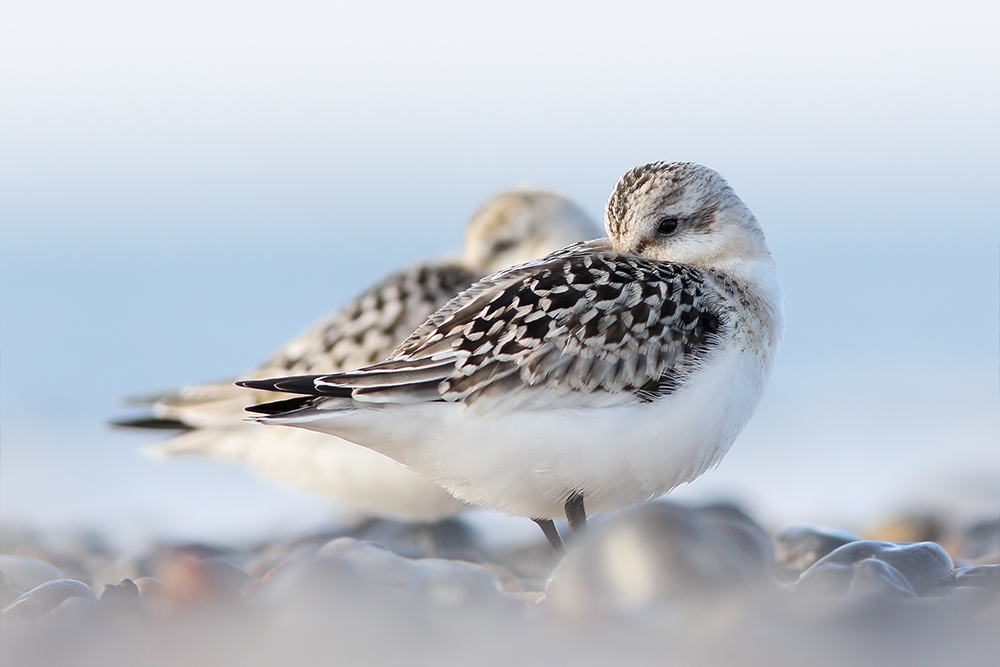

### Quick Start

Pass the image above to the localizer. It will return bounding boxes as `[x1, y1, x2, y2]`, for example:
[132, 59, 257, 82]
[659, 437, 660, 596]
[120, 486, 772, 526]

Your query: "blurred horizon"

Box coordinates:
[2, 0, 998, 545]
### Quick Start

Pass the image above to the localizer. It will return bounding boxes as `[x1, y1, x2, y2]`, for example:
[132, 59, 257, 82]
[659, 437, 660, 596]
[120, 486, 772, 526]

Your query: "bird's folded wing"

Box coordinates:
[256, 260, 481, 376]
[243, 243, 724, 416]
[114, 261, 480, 430]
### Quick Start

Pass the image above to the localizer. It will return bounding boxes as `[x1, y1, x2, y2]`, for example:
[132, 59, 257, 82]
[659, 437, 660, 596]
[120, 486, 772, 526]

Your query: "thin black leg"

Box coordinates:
[532, 518, 566, 554]
[565, 491, 587, 535]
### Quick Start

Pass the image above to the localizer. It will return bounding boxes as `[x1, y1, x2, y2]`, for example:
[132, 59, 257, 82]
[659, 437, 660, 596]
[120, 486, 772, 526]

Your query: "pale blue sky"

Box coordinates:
[2, 1, 998, 542]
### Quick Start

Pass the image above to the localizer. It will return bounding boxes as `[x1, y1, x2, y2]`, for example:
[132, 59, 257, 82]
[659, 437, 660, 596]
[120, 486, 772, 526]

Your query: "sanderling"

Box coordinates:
[238, 162, 784, 550]
[114, 190, 600, 522]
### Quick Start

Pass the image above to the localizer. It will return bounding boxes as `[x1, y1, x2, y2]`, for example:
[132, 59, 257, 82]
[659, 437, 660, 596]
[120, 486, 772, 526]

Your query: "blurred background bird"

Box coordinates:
[112, 190, 600, 522]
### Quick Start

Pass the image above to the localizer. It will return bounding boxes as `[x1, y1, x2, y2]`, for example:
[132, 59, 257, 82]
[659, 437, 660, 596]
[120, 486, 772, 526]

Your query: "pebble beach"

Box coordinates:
[3, 500, 997, 667]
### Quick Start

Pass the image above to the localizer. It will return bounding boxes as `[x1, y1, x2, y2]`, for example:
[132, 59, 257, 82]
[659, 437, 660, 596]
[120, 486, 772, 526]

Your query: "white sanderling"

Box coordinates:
[114, 190, 600, 522]
[239, 162, 784, 550]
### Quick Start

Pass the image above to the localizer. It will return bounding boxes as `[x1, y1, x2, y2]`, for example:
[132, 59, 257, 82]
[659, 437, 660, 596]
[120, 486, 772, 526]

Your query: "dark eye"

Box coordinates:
[657, 217, 679, 235]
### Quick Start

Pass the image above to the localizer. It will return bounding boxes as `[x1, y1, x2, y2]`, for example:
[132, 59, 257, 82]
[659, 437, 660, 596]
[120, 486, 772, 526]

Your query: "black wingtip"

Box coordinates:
[245, 396, 318, 416]
[237, 375, 326, 394]
[237, 374, 353, 397]
[109, 416, 191, 431]
[236, 378, 283, 391]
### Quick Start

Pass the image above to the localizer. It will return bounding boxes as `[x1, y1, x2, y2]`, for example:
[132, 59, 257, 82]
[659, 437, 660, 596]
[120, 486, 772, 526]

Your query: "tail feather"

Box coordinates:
[110, 416, 191, 431]
[236, 375, 353, 397]
[245, 395, 320, 415]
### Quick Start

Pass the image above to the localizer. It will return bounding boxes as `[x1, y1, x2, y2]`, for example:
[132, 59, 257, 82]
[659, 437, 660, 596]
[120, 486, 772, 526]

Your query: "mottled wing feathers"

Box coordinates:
[257, 261, 481, 376]
[121, 261, 480, 431]
[249, 245, 724, 415]
[393, 250, 721, 406]
[393, 239, 606, 356]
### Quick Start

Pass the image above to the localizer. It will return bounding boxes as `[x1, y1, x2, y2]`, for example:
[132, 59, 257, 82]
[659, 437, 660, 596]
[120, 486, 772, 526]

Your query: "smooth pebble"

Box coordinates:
[0, 556, 62, 591]
[953, 565, 999, 592]
[157, 555, 254, 606]
[100, 578, 140, 604]
[774, 525, 860, 572]
[2, 579, 96, 620]
[546, 501, 774, 620]
[796, 540, 954, 597]
[846, 558, 917, 600]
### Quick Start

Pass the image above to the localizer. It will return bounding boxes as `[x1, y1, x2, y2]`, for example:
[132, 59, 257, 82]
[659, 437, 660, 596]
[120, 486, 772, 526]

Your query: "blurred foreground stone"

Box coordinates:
[2, 502, 997, 667]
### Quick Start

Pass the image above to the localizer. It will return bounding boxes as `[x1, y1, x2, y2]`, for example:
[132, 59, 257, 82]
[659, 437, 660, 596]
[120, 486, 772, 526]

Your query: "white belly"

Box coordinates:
[146, 427, 468, 521]
[301, 340, 775, 519]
